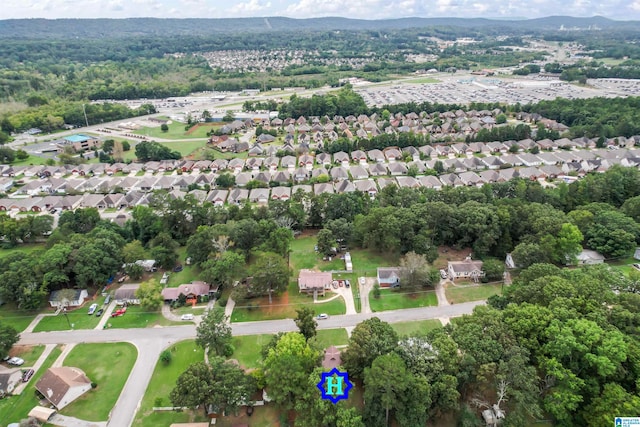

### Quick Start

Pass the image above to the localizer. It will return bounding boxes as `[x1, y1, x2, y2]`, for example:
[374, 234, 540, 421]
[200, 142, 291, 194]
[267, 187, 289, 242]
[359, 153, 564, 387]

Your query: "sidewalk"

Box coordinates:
[95, 301, 117, 329]
[52, 343, 77, 368]
[22, 313, 55, 333]
[224, 297, 236, 322]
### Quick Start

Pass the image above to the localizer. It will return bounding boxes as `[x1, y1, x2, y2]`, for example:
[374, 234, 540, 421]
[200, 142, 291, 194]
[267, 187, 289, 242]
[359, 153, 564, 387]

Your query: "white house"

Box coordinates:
[447, 258, 484, 282]
[48, 289, 89, 308]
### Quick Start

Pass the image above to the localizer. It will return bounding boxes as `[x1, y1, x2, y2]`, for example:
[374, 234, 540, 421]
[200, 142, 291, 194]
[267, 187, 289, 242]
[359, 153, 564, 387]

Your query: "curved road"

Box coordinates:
[18, 301, 485, 427]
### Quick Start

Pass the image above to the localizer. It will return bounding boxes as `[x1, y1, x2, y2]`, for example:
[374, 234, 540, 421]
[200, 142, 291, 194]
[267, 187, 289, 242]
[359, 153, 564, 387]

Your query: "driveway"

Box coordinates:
[359, 277, 376, 314]
[327, 285, 356, 315]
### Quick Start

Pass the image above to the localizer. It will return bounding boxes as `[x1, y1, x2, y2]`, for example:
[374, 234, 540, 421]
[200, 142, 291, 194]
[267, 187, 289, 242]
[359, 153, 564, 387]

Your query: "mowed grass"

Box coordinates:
[0, 243, 46, 257]
[230, 291, 346, 322]
[405, 77, 441, 84]
[391, 319, 443, 336]
[33, 308, 102, 332]
[314, 328, 349, 348]
[107, 306, 183, 329]
[61, 342, 137, 421]
[0, 302, 40, 333]
[369, 289, 438, 312]
[132, 340, 206, 427]
[230, 334, 272, 369]
[445, 283, 503, 304]
[12, 344, 45, 366]
[0, 346, 61, 424]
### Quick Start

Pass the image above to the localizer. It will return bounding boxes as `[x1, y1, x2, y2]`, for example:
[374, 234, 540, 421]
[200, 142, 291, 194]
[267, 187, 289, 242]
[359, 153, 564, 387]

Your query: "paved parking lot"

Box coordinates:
[357, 74, 640, 107]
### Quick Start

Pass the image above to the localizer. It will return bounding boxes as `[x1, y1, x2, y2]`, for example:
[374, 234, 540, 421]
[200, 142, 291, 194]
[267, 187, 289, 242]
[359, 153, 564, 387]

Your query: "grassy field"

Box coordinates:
[404, 77, 441, 84]
[230, 290, 346, 322]
[607, 256, 637, 278]
[0, 302, 40, 333]
[445, 283, 503, 304]
[33, 307, 103, 332]
[369, 289, 438, 312]
[0, 243, 46, 257]
[230, 334, 272, 369]
[0, 346, 61, 424]
[391, 319, 443, 336]
[314, 328, 349, 348]
[61, 343, 137, 421]
[107, 306, 182, 329]
[11, 344, 45, 366]
[132, 340, 206, 427]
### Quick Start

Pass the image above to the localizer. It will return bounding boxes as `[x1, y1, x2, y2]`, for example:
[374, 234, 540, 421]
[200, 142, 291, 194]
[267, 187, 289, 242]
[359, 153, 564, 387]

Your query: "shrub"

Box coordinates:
[91, 382, 98, 389]
[373, 283, 381, 299]
[160, 350, 172, 364]
[217, 297, 228, 307]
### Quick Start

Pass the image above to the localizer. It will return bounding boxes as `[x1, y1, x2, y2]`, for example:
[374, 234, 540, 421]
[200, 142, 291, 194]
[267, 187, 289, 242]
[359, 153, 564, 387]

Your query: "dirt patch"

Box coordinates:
[10, 345, 32, 357]
[433, 246, 473, 269]
[185, 122, 221, 135]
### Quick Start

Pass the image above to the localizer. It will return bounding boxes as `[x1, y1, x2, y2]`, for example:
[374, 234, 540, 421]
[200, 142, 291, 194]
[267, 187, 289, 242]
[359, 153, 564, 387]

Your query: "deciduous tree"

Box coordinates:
[196, 308, 233, 357]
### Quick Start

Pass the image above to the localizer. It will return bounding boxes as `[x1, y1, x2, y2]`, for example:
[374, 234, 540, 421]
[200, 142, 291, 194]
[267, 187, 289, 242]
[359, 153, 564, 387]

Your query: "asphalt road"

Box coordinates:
[18, 301, 484, 426]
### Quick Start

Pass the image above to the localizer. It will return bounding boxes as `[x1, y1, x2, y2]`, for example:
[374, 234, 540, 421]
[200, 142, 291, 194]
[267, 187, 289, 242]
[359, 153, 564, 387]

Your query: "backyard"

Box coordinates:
[132, 340, 206, 427]
[60, 342, 137, 421]
[0, 346, 61, 424]
[445, 283, 503, 304]
[369, 288, 438, 312]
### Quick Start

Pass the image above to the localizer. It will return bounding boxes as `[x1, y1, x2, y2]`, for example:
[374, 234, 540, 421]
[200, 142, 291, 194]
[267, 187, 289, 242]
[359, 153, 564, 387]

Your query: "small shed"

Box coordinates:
[28, 406, 57, 423]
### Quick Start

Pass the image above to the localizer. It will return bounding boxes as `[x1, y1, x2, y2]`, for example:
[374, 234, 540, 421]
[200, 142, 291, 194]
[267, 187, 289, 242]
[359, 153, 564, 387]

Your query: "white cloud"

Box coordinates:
[631, 0, 640, 11]
[230, 0, 272, 14]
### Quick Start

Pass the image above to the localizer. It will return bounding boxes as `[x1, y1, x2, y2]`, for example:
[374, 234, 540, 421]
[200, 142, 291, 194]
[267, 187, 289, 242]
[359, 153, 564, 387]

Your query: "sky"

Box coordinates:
[2, 0, 640, 20]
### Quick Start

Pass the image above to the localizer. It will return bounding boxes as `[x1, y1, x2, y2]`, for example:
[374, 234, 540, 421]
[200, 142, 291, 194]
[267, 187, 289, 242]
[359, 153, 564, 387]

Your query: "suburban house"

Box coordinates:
[0, 367, 23, 397]
[161, 281, 213, 304]
[48, 289, 89, 308]
[35, 367, 92, 410]
[447, 258, 484, 282]
[298, 270, 332, 296]
[377, 267, 401, 288]
[123, 259, 156, 272]
[114, 284, 140, 305]
[322, 346, 342, 370]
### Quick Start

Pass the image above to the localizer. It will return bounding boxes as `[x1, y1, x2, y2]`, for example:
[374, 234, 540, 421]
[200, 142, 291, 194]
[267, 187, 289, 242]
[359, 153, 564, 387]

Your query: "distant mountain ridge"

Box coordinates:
[0, 15, 636, 38]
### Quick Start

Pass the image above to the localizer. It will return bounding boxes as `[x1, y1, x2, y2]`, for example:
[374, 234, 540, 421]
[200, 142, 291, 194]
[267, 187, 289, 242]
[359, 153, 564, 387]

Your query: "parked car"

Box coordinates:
[111, 307, 127, 317]
[181, 314, 194, 321]
[8, 357, 24, 366]
[22, 369, 34, 382]
[88, 303, 98, 315]
[95, 308, 104, 317]
[317, 313, 329, 320]
[633, 264, 640, 271]
[440, 269, 448, 279]
[104, 295, 111, 305]
[173, 265, 183, 272]
[345, 280, 350, 288]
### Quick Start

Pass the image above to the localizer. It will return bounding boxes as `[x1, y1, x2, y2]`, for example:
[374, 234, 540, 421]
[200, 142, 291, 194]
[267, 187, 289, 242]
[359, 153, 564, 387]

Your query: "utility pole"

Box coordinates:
[62, 306, 71, 329]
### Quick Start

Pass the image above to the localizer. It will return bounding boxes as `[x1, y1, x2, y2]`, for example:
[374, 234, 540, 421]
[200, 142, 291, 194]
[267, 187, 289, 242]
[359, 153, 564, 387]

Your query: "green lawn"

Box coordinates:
[132, 340, 206, 427]
[162, 140, 208, 157]
[172, 305, 207, 316]
[0, 346, 61, 424]
[14, 344, 45, 366]
[607, 256, 637, 278]
[11, 155, 52, 166]
[314, 328, 349, 348]
[0, 302, 40, 333]
[445, 283, 503, 304]
[60, 343, 137, 421]
[107, 306, 182, 329]
[167, 264, 201, 287]
[369, 289, 438, 312]
[391, 319, 443, 336]
[231, 278, 346, 323]
[33, 308, 103, 332]
[289, 235, 398, 277]
[230, 334, 272, 369]
[0, 243, 46, 257]
[405, 77, 440, 84]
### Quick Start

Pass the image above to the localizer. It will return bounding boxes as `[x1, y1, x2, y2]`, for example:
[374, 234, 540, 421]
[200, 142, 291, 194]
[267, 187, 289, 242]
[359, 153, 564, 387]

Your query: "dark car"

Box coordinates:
[22, 369, 34, 382]
[95, 308, 104, 317]
[173, 265, 183, 272]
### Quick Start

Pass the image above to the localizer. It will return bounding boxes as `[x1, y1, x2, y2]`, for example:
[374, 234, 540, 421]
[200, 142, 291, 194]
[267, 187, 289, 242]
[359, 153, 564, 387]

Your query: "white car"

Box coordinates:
[8, 357, 24, 366]
[317, 313, 329, 320]
[87, 303, 98, 315]
[181, 314, 194, 321]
